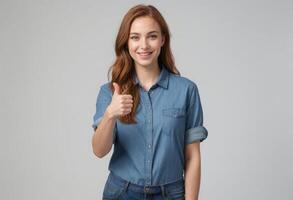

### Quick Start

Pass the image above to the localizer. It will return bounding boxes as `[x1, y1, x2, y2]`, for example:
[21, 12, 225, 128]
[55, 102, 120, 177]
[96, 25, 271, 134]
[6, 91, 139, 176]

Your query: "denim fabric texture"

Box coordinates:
[102, 172, 185, 200]
[92, 64, 208, 186]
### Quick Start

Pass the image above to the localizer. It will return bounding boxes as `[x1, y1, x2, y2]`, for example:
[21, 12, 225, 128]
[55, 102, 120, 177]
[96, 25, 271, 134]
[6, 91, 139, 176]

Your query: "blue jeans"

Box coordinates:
[102, 172, 185, 200]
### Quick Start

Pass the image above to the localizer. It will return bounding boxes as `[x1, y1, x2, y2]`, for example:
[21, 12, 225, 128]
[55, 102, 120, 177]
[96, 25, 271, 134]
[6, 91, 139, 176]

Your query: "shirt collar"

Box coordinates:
[133, 64, 169, 89]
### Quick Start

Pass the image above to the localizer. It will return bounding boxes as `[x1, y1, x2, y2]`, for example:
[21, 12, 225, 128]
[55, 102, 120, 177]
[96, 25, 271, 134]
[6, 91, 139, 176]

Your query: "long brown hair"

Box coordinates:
[108, 4, 180, 124]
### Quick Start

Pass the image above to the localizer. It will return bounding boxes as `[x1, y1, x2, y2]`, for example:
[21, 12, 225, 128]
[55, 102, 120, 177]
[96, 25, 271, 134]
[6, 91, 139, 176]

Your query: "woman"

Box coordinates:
[92, 4, 208, 200]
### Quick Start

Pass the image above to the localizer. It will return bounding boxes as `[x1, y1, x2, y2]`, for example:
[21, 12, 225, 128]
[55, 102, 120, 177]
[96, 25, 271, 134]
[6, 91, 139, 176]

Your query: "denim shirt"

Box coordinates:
[92, 65, 208, 186]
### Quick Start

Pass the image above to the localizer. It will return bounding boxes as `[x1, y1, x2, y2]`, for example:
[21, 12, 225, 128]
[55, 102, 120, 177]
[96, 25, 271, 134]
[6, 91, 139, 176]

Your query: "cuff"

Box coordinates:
[185, 126, 208, 144]
[92, 117, 102, 131]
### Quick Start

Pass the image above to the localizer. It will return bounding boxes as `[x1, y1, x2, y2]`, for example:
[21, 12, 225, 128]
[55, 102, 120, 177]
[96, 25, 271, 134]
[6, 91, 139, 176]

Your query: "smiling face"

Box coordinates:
[127, 16, 165, 70]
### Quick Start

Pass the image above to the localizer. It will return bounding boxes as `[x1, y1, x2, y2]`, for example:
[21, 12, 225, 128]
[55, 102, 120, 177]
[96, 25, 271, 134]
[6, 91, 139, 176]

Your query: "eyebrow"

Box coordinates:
[130, 31, 159, 35]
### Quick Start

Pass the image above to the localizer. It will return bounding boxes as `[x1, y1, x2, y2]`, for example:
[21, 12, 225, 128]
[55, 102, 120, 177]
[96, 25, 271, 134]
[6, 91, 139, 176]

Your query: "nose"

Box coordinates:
[140, 38, 149, 49]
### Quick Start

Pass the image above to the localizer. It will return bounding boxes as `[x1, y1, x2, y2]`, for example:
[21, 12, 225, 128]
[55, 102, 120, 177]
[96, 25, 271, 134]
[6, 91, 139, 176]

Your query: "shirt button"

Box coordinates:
[148, 144, 151, 149]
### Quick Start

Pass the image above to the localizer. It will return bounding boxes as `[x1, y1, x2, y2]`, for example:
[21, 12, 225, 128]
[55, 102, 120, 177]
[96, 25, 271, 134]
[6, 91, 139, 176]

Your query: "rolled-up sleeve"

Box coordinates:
[185, 83, 208, 144]
[92, 83, 117, 143]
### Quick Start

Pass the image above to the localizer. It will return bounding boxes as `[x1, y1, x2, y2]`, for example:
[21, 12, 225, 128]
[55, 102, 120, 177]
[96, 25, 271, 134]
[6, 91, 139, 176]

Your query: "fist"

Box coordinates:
[107, 82, 133, 119]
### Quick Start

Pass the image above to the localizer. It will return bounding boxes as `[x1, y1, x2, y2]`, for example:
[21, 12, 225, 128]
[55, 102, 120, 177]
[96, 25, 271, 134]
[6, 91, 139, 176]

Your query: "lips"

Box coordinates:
[138, 51, 153, 55]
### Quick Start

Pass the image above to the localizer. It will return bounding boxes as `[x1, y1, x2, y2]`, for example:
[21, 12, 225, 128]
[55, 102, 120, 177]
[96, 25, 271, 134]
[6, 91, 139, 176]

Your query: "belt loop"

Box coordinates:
[124, 181, 130, 192]
[160, 185, 166, 197]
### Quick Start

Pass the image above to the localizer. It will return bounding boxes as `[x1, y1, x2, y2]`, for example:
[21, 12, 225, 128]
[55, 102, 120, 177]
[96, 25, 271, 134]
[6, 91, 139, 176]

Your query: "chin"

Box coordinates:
[135, 60, 155, 68]
[134, 56, 159, 67]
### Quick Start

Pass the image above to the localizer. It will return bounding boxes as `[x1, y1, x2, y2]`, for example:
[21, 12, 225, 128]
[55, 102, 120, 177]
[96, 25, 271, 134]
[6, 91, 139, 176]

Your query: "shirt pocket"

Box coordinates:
[162, 108, 186, 136]
[162, 108, 185, 118]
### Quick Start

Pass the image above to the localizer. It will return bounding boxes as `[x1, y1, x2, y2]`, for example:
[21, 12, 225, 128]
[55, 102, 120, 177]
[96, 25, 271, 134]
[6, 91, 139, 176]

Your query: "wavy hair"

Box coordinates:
[107, 4, 180, 124]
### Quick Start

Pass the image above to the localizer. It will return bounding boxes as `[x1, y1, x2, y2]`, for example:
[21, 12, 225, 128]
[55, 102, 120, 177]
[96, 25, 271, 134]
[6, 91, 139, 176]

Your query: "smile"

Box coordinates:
[138, 51, 153, 55]
[137, 52, 153, 59]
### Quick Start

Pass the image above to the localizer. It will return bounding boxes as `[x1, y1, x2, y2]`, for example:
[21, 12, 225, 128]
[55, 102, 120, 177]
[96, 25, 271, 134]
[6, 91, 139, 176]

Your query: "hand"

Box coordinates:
[106, 82, 133, 120]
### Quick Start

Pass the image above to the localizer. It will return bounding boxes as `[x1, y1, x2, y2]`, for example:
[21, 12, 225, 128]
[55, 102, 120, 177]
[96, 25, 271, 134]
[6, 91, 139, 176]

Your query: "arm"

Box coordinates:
[91, 82, 133, 158]
[184, 141, 201, 200]
[92, 107, 116, 158]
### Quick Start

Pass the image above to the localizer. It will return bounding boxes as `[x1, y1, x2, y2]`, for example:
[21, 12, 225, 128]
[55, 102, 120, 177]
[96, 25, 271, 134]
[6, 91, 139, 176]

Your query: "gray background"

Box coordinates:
[0, 0, 292, 199]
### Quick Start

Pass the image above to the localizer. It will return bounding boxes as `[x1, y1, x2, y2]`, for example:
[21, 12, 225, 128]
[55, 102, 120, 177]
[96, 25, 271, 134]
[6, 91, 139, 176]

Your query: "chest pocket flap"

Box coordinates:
[162, 108, 185, 118]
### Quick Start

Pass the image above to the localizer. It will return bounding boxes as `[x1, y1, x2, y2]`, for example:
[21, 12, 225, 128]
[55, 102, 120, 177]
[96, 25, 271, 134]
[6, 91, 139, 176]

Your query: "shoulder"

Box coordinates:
[99, 82, 113, 96]
[168, 73, 199, 92]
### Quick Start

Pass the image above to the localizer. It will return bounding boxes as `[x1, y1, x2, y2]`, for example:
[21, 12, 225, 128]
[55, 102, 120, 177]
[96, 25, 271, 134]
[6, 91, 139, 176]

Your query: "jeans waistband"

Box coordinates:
[109, 172, 184, 194]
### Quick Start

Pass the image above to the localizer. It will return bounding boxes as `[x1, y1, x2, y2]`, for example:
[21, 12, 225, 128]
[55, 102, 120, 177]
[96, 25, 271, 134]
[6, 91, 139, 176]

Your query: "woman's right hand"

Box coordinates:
[106, 82, 133, 120]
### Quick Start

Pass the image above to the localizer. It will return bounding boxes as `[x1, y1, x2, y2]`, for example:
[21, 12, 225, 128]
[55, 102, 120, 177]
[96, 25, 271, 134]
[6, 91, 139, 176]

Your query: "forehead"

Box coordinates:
[130, 16, 161, 33]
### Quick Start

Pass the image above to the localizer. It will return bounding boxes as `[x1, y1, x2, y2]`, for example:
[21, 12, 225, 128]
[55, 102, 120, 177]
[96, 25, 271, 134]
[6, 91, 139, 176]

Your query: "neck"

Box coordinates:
[134, 63, 161, 91]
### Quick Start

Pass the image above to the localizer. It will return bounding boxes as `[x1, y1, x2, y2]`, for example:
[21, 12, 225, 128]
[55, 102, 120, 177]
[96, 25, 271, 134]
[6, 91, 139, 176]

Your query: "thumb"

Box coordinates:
[113, 82, 121, 95]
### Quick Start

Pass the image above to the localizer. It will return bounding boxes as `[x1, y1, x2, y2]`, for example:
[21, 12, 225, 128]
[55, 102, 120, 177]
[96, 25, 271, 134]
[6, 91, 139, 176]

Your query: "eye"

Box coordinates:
[149, 35, 158, 39]
[130, 36, 139, 40]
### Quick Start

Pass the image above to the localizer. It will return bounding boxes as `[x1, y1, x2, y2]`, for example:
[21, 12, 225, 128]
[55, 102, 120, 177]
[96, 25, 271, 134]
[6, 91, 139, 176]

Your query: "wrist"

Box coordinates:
[105, 106, 117, 121]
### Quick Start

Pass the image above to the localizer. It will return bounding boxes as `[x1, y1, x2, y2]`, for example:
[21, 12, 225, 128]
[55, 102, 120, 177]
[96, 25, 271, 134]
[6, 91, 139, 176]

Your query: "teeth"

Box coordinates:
[139, 52, 151, 55]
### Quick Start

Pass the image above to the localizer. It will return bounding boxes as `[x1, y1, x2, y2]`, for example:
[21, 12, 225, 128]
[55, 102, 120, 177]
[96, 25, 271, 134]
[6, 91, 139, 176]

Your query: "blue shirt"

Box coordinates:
[92, 64, 208, 186]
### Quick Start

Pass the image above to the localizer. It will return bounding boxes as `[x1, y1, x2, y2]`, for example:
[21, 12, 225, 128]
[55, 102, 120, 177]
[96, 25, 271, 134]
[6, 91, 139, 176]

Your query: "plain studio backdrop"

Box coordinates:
[0, 0, 292, 199]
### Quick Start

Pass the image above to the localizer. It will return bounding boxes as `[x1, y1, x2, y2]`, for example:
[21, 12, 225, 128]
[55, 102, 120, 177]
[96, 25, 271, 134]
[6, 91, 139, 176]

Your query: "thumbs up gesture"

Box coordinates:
[107, 82, 133, 120]
[113, 82, 122, 96]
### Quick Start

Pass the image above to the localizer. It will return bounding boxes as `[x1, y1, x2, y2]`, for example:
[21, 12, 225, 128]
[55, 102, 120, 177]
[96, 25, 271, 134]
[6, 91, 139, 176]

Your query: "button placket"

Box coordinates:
[144, 92, 153, 185]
